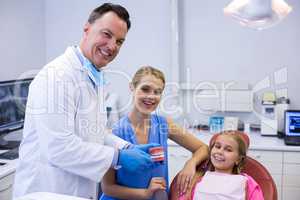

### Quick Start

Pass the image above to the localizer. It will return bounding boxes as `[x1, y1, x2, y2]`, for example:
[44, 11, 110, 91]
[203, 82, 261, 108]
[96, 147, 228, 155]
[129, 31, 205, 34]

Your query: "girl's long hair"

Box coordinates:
[207, 131, 248, 174]
[183, 131, 248, 199]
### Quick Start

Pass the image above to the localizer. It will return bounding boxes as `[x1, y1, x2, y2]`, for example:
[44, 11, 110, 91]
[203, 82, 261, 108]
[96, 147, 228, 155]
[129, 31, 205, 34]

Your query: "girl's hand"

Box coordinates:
[176, 159, 197, 196]
[145, 177, 166, 199]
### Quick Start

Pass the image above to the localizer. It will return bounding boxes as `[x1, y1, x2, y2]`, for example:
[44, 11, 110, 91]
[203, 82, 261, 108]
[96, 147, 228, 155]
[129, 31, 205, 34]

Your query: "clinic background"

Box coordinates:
[1, 0, 300, 126]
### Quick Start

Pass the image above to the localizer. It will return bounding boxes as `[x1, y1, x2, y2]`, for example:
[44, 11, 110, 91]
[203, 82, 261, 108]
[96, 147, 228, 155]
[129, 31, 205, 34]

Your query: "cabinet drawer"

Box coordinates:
[168, 146, 192, 184]
[248, 150, 283, 163]
[225, 91, 252, 112]
[0, 173, 14, 191]
[225, 103, 252, 112]
[283, 163, 300, 176]
[284, 152, 300, 164]
[259, 161, 283, 175]
[282, 186, 300, 200]
[168, 156, 187, 184]
[283, 175, 300, 187]
[0, 185, 12, 200]
[193, 98, 220, 112]
[225, 90, 251, 104]
[168, 146, 192, 158]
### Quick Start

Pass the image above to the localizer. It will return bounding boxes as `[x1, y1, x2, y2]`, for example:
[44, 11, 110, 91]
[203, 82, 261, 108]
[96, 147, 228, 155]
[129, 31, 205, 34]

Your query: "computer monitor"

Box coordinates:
[0, 78, 33, 133]
[285, 110, 300, 137]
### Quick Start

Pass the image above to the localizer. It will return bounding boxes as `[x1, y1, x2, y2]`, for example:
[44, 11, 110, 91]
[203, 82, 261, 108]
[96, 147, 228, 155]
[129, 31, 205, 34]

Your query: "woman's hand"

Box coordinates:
[176, 159, 197, 196]
[145, 177, 166, 199]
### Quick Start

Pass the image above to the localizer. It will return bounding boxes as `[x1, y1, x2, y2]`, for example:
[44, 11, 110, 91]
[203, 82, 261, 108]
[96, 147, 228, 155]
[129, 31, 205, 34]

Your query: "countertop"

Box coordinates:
[0, 129, 21, 179]
[2, 130, 300, 180]
[168, 130, 300, 152]
[0, 149, 18, 179]
[15, 192, 90, 200]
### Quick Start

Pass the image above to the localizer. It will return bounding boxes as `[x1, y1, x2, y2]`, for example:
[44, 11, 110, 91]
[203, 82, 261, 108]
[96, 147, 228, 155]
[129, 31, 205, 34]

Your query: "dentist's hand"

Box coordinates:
[118, 147, 154, 172]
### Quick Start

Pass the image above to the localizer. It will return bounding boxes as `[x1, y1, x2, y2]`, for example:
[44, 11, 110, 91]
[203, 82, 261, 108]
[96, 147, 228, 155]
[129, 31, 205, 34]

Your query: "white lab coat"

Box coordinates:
[13, 47, 128, 199]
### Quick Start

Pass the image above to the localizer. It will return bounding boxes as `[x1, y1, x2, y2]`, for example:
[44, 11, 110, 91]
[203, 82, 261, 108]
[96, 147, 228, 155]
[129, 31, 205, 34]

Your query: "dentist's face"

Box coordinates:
[131, 75, 164, 115]
[210, 135, 241, 174]
[81, 11, 128, 68]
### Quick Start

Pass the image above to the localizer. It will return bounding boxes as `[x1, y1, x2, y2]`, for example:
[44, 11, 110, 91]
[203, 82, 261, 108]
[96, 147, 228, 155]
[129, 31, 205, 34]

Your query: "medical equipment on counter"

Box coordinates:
[276, 97, 290, 138]
[261, 92, 277, 136]
[224, 117, 239, 131]
[284, 110, 300, 146]
[209, 116, 224, 133]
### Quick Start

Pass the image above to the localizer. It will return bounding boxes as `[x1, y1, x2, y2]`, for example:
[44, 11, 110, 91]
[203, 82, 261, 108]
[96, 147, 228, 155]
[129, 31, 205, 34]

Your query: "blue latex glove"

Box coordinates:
[134, 143, 160, 153]
[118, 148, 154, 172]
[135, 143, 164, 167]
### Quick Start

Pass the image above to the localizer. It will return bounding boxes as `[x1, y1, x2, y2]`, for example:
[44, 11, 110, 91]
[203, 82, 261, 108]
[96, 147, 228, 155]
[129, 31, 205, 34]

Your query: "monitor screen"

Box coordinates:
[0, 78, 33, 132]
[285, 110, 300, 137]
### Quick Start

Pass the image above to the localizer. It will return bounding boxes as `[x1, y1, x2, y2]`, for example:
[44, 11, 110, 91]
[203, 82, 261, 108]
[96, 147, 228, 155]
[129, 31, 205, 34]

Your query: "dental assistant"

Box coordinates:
[13, 3, 156, 199]
[100, 66, 209, 200]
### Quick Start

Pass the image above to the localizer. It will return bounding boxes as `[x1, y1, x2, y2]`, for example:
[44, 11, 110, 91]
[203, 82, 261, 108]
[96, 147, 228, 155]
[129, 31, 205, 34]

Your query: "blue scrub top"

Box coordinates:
[100, 114, 169, 200]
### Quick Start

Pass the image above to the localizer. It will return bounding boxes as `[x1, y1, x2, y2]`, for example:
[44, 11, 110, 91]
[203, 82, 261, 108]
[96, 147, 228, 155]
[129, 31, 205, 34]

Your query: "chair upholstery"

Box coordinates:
[169, 132, 277, 200]
[241, 156, 277, 200]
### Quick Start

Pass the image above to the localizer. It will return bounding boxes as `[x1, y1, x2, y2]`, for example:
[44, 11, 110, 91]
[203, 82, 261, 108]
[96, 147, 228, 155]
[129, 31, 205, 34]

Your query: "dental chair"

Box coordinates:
[169, 132, 277, 200]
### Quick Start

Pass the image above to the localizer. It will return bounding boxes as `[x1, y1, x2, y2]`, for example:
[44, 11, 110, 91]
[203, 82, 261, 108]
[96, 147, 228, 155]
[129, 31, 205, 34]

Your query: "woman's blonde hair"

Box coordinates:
[131, 66, 165, 88]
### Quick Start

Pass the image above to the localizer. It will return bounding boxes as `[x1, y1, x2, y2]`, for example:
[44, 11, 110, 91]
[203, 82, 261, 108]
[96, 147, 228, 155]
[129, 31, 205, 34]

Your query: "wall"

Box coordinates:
[1, 0, 299, 123]
[0, 0, 45, 81]
[179, 0, 300, 124]
[45, 0, 172, 114]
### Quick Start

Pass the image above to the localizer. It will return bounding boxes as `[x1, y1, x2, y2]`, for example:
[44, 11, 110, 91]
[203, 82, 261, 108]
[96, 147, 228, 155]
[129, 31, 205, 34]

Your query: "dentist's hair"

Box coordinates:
[88, 3, 131, 30]
[208, 131, 247, 174]
[131, 66, 165, 89]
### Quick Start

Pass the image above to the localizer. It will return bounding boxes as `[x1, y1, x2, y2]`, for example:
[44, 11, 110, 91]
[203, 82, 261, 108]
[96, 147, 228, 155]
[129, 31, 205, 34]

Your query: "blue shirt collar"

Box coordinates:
[73, 46, 107, 87]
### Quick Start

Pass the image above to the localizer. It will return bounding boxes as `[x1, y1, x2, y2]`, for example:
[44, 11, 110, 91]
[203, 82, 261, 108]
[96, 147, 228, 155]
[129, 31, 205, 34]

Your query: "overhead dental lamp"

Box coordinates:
[224, 0, 292, 30]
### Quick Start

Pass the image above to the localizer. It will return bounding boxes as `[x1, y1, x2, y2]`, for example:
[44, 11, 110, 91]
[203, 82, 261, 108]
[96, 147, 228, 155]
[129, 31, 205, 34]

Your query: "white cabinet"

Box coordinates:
[248, 150, 283, 200]
[181, 83, 253, 113]
[192, 89, 221, 112]
[0, 173, 14, 200]
[247, 150, 300, 200]
[224, 90, 252, 112]
[168, 145, 191, 184]
[282, 152, 300, 200]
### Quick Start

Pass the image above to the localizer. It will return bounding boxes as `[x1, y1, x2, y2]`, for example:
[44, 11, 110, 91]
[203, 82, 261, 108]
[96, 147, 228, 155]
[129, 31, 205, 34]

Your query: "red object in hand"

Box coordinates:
[149, 146, 164, 162]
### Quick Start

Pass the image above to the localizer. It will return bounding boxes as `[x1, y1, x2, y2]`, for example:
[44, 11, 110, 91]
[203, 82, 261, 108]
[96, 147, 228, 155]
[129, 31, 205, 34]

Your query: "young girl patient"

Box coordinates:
[179, 131, 264, 200]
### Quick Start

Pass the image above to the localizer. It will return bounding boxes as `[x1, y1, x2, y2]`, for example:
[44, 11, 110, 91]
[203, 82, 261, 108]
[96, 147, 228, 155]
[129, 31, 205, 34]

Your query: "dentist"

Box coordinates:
[13, 3, 156, 199]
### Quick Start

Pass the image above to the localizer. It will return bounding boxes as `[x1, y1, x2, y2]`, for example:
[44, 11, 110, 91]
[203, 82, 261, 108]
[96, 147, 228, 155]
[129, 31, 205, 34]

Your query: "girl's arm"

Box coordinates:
[167, 118, 209, 195]
[101, 169, 166, 200]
